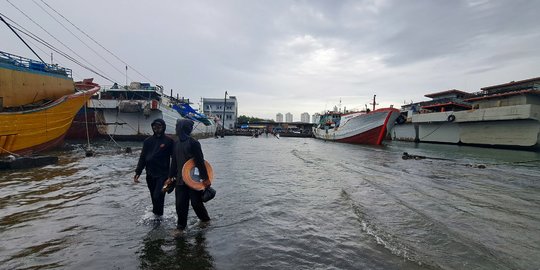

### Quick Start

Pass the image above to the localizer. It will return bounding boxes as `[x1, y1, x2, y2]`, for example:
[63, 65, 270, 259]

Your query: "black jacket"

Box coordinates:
[135, 119, 174, 178]
[169, 119, 208, 183]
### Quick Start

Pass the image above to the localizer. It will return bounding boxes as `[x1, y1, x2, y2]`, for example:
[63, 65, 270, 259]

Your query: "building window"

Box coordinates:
[226, 106, 232, 110]
[206, 105, 211, 110]
[226, 115, 232, 120]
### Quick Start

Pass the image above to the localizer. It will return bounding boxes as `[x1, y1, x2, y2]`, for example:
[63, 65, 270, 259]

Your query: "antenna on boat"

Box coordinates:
[125, 65, 128, 87]
[370, 95, 378, 111]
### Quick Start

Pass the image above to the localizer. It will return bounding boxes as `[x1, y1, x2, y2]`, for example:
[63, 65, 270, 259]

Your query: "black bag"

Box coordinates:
[202, 187, 216, 202]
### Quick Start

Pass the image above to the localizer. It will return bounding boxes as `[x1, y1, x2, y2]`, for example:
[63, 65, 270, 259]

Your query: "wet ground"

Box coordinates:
[1, 136, 539, 269]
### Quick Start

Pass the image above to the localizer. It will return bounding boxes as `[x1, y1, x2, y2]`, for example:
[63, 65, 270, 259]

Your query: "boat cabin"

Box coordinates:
[317, 112, 342, 129]
[0, 51, 74, 110]
[96, 82, 163, 101]
[465, 76, 540, 109]
[418, 89, 472, 113]
[399, 89, 472, 122]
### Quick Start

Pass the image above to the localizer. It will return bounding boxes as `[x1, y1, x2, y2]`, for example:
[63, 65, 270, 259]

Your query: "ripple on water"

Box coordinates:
[1, 138, 539, 269]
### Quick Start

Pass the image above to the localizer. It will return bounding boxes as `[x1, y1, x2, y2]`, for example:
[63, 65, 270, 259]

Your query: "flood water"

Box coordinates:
[1, 136, 539, 270]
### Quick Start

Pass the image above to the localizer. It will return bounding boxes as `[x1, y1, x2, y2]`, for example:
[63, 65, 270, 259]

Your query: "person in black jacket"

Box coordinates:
[134, 118, 174, 217]
[167, 119, 211, 235]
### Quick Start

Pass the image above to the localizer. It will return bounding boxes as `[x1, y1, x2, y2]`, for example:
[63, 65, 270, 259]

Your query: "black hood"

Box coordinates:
[176, 119, 194, 141]
[151, 118, 166, 132]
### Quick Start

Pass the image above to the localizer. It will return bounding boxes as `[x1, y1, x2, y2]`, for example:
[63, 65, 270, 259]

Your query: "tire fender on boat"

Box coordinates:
[396, 115, 406, 125]
[181, 158, 214, 190]
[447, 115, 456, 122]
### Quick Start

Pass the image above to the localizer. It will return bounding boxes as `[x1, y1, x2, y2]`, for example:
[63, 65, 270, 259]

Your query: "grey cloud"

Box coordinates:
[2, 0, 539, 119]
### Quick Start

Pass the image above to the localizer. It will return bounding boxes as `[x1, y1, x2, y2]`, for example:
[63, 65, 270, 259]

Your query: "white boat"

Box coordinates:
[88, 82, 216, 140]
[393, 77, 540, 149]
[313, 108, 400, 145]
[391, 89, 472, 142]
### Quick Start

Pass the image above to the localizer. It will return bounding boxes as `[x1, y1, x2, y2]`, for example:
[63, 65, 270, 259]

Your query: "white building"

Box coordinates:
[202, 96, 238, 129]
[285, 112, 293, 122]
[300, 112, 310, 123]
[312, 113, 321, 124]
[276, 113, 283, 122]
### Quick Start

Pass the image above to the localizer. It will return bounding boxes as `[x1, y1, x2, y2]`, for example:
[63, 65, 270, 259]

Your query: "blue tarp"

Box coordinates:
[172, 103, 212, 126]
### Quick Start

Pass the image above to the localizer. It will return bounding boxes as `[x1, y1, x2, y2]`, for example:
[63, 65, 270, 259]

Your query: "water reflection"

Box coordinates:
[1, 138, 538, 269]
[139, 228, 214, 270]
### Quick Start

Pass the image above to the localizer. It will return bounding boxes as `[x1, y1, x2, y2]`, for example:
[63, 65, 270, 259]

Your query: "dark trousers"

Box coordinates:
[175, 184, 210, 230]
[146, 175, 167, 216]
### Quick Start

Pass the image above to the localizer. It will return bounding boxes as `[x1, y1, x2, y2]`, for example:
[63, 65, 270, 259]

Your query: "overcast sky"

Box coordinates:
[2, 0, 539, 120]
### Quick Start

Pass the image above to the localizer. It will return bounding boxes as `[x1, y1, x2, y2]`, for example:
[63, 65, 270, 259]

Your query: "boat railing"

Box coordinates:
[468, 84, 539, 98]
[417, 97, 471, 107]
[0, 51, 72, 78]
[101, 84, 163, 92]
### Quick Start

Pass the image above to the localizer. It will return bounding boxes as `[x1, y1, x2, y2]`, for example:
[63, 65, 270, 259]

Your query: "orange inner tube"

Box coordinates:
[181, 158, 214, 190]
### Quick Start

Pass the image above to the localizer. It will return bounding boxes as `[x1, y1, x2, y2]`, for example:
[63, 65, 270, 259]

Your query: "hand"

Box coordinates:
[162, 178, 174, 193]
[133, 174, 140, 184]
[164, 178, 173, 186]
[202, 179, 211, 188]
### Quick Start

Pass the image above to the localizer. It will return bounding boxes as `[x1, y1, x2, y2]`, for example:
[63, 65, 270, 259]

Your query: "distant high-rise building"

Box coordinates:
[300, 112, 310, 123]
[285, 112, 293, 122]
[312, 113, 321, 124]
[276, 113, 283, 122]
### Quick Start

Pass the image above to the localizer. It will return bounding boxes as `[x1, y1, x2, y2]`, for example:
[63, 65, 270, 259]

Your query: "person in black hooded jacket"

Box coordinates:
[167, 119, 211, 235]
[134, 118, 174, 217]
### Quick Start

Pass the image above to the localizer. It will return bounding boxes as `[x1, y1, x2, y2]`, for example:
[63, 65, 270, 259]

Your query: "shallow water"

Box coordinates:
[0, 137, 539, 269]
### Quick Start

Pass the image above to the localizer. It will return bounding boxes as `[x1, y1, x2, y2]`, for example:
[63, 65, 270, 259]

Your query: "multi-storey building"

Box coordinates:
[312, 113, 321, 124]
[300, 112, 310, 123]
[202, 96, 238, 129]
[276, 113, 283, 122]
[285, 112, 293, 122]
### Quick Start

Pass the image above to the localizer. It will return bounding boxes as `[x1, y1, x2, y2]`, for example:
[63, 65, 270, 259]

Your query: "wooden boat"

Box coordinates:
[0, 51, 99, 155]
[0, 52, 74, 108]
[313, 107, 400, 145]
[65, 79, 101, 140]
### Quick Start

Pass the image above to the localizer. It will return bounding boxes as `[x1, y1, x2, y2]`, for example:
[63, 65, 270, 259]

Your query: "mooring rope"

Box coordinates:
[402, 152, 540, 169]
[0, 145, 19, 157]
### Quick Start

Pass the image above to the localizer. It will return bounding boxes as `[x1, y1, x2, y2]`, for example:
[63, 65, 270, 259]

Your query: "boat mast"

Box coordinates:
[125, 65, 128, 87]
[370, 95, 378, 111]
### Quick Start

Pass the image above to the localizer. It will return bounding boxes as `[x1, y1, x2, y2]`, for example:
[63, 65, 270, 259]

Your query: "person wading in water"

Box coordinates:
[134, 118, 174, 221]
[167, 119, 211, 236]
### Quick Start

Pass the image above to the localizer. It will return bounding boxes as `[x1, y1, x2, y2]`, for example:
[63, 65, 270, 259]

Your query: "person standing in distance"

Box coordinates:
[134, 118, 174, 218]
[167, 119, 211, 236]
